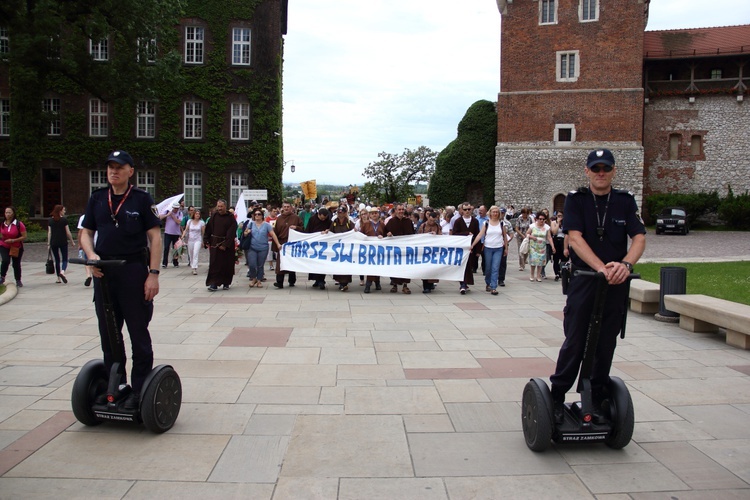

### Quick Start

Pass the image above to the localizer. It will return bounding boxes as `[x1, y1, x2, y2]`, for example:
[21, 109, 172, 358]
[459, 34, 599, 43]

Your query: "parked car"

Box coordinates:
[655, 207, 689, 235]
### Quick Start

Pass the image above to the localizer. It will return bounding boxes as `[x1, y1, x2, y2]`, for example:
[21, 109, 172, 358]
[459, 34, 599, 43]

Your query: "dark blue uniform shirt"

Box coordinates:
[82, 186, 160, 257]
[563, 188, 646, 268]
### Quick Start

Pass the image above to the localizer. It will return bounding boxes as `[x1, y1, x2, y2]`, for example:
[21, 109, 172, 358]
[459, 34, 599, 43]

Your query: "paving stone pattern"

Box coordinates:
[0, 232, 749, 498]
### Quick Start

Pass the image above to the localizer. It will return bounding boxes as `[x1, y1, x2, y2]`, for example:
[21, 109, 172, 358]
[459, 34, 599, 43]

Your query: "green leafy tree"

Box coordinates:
[1, 0, 185, 214]
[362, 146, 437, 203]
[428, 100, 497, 207]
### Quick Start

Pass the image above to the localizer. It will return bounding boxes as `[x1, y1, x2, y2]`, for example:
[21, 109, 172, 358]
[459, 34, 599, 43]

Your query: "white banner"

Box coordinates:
[280, 230, 471, 281]
[235, 191, 248, 226]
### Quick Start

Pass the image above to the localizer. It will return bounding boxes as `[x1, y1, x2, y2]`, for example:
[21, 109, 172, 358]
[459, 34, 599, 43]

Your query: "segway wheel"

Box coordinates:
[605, 378, 635, 449]
[141, 367, 182, 433]
[521, 379, 553, 452]
[71, 359, 108, 426]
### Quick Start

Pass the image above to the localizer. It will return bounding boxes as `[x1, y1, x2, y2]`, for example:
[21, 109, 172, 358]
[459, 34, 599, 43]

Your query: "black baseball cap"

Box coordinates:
[106, 150, 134, 167]
[586, 149, 615, 168]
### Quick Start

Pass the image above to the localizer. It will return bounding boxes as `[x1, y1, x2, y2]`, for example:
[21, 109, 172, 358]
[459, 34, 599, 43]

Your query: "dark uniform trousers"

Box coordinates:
[550, 273, 628, 403]
[93, 261, 154, 393]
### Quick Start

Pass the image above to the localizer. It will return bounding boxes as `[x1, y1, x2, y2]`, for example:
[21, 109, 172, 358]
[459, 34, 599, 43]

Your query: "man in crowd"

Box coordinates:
[385, 203, 414, 294]
[203, 199, 237, 291]
[273, 201, 303, 288]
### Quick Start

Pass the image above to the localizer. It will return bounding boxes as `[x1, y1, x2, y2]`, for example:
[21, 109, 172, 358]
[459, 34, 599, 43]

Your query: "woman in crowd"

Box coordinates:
[417, 209, 442, 293]
[471, 206, 508, 295]
[0, 206, 27, 287]
[47, 205, 76, 283]
[182, 208, 205, 275]
[550, 211, 568, 281]
[242, 208, 280, 287]
[514, 207, 532, 271]
[526, 211, 555, 282]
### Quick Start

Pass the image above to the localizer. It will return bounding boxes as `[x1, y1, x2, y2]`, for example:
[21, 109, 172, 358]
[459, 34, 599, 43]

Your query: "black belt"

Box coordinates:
[99, 252, 146, 264]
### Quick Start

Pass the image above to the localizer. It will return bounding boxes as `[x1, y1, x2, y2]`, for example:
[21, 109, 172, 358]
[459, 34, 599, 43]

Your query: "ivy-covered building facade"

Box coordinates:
[0, 0, 288, 219]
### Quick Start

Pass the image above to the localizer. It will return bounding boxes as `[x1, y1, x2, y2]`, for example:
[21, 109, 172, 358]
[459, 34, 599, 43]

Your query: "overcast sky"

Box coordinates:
[281, 0, 750, 186]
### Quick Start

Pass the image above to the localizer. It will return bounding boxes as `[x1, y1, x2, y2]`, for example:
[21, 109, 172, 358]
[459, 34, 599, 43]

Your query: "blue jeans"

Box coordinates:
[483, 246, 504, 289]
[245, 245, 269, 280]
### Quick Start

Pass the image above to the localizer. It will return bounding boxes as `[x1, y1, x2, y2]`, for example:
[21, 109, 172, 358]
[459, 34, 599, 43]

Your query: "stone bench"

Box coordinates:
[629, 279, 661, 314]
[663, 294, 750, 349]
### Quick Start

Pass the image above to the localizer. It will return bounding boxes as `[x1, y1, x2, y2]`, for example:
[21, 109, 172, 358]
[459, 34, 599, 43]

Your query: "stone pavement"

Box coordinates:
[1, 242, 750, 498]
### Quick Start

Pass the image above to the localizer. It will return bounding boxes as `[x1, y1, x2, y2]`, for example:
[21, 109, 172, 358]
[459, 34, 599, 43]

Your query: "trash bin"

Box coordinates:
[659, 266, 687, 317]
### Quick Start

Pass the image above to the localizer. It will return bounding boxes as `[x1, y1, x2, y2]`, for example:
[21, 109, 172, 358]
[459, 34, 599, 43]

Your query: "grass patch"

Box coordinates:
[635, 261, 750, 306]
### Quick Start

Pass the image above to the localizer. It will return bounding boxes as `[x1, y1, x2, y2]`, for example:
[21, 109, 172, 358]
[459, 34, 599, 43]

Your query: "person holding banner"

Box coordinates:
[272, 201, 303, 289]
[305, 207, 332, 290]
[385, 203, 414, 294]
[331, 205, 354, 292]
[452, 202, 481, 294]
[417, 209, 443, 293]
[359, 206, 386, 293]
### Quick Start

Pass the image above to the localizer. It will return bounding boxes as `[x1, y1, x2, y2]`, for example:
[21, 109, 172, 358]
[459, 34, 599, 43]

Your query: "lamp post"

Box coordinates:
[284, 160, 296, 173]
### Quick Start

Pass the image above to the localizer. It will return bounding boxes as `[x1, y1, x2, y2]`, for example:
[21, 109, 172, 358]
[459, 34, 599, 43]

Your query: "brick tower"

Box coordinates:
[494, 0, 647, 212]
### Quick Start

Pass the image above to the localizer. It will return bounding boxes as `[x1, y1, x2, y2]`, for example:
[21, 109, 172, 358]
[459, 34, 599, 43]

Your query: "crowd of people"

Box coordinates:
[0, 198, 569, 296]
[178, 197, 570, 295]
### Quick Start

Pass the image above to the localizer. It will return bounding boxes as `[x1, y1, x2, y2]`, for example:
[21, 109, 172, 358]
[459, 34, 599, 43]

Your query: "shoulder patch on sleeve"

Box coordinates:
[151, 205, 158, 217]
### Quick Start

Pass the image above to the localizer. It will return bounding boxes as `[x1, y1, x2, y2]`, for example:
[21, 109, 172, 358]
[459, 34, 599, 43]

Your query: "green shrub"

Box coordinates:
[718, 186, 750, 230]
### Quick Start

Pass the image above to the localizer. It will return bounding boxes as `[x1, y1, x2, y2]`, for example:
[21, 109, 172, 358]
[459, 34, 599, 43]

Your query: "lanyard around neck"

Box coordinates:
[108, 185, 133, 228]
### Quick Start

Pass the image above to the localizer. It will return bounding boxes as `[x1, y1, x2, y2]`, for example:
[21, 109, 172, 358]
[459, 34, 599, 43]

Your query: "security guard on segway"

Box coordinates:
[549, 149, 646, 424]
[79, 150, 162, 411]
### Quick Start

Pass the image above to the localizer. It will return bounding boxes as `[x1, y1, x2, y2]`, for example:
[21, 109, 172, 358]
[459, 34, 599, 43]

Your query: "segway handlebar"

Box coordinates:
[573, 270, 640, 280]
[69, 258, 127, 269]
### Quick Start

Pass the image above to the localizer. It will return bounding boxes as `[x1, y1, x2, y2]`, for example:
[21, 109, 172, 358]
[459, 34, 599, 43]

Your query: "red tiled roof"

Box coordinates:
[644, 24, 750, 59]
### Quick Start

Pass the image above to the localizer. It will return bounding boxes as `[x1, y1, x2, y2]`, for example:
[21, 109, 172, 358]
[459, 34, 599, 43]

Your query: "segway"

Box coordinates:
[69, 258, 181, 433]
[522, 270, 637, 451]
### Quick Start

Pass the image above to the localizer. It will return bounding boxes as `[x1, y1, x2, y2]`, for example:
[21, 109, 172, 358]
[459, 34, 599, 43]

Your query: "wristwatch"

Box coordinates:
[621, 261, 633, 272]
[149, 269, 160, 275]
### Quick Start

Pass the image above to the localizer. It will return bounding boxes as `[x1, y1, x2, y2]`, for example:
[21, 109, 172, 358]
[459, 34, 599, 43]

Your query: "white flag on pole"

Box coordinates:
[156, 193, 184, 216]
[235, 191, 248, 226]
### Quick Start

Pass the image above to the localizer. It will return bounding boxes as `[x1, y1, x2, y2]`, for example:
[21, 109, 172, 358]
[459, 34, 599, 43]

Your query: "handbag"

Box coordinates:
[46, 250, 55, 274]
[9, 246, 19, 258]
[519, 236, 530, 256]
[239, 221, 253, 251]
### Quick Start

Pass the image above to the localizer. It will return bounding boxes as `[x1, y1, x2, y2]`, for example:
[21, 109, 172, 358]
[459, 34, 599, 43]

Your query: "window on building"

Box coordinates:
[184, 101, 203, 139]
[230, 103, 250, 140]
[137, 171, 156, 197]
[710, 69, 722, 80]
[556, 51, 579, 82]
[580, 0, 598, 21]
[669, 134, 680, 160]
[230, 172, 249, 207]
[43, 98, 61, 136]
[231, 28, 251, 65]
[90, 170, 108, 193]
[0, 27, 10, 55]
[89, 99, 108, 137]
[136, 100, 156, 138]
[184, 171, 203, 208]
[90, 38, 108, 61]
[0, 99, 9, 136]
[185, 26, 204, 64]
[690, 135, 702, 156]
[138, 37, 157, 63]
[554, 124, 575, 143]
[540, 0, 557, 24]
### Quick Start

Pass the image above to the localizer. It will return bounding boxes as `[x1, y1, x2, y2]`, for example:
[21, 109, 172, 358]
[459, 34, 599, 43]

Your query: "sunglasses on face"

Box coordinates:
[589, 164, 614, 173]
